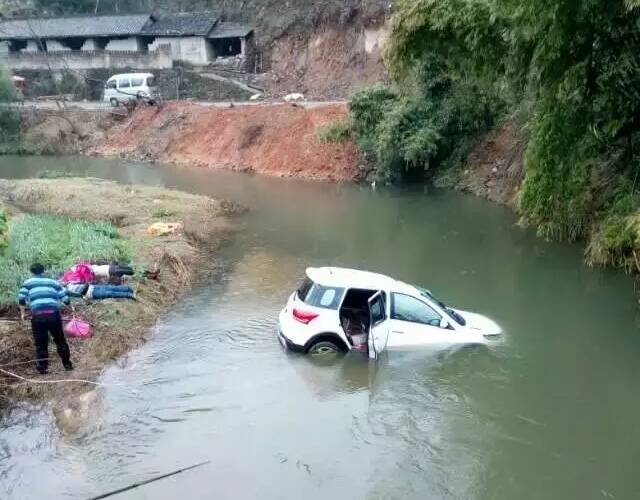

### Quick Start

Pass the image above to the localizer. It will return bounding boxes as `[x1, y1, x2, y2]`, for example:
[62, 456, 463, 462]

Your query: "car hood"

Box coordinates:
[455, 310, 502, 336]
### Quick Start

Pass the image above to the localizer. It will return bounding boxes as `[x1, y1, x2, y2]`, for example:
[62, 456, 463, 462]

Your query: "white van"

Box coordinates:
[103, 73, 159, 106]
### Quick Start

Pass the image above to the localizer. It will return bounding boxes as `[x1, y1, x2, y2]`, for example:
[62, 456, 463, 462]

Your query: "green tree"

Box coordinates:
[0, 66, 21, 149]
[356, 0, 640, 244]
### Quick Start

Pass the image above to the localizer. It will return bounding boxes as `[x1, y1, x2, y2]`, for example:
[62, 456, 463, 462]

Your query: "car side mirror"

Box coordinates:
[440, 317, 450, 329]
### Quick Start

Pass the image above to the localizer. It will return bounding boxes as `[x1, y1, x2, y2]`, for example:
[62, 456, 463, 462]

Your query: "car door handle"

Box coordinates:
[391, 330, 404, 335]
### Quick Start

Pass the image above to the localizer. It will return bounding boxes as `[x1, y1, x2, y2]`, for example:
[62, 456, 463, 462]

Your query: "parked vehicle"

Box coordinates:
[277, 267, 502, 358]
[103, 73, 158, 106]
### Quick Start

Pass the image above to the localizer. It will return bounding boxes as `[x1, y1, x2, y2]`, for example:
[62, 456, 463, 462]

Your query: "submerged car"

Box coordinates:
[277, 267, 502, 358]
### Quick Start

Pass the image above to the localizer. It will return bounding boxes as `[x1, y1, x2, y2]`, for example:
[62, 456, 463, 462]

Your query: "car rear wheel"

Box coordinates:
[307, 340, 342, 356]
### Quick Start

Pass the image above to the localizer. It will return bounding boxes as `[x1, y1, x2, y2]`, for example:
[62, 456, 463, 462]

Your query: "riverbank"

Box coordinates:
[8, 101, 637, 281]
[3, 101, 360, 181]
[0, 178, 239, 422]
[92, 101, 360, 182]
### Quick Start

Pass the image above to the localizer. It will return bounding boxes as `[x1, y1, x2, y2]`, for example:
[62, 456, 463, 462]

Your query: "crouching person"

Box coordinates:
[18, 263, 73, 375]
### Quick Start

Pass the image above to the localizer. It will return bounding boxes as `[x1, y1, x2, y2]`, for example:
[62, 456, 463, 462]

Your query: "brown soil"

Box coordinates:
[453, 121, 527, 206]
[266, 22, 390, 99]
[92, 101, 360, 182]
[19, 107, 115, 155]
[0, 178, 239, 427]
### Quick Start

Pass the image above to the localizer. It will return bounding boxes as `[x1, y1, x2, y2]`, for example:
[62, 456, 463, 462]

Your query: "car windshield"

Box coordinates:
[417, 287, 466, 326]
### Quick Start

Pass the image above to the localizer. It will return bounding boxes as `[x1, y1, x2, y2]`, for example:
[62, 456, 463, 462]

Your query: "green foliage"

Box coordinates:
[0, 66, 22, 149]
[317, 120, 353, 144]
[0, 67, 16, 103]
[0, 215, 130, 305]
[0, 207, 8, 252]
[349, 79, 501, 182]
[367, 0, 640, 246]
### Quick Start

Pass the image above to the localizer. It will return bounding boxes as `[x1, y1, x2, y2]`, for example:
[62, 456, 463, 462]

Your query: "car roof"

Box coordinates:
[306, 267, 416, 292]
[108, 73, 154, 79]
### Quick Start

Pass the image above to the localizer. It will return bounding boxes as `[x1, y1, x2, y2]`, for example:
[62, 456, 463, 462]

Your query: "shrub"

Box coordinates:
[349, 79, 501, 183]
[316, 120, 353, 143]
[0, 206, 8, 252]
[0, 66, 21, 148]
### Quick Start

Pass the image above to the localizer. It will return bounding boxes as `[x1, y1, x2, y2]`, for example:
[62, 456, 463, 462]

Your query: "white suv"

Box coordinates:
[277, 267, 502, 358]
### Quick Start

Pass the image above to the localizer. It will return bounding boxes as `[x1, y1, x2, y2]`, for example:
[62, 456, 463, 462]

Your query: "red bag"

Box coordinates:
[64, 316, 92, 338]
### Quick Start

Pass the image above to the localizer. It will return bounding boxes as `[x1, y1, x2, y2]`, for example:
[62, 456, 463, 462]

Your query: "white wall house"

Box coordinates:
[0, 12, 254, 70]
[141, 12, 253, 65]
[148, 37, 211, 66]
[104, 37, 145, 52]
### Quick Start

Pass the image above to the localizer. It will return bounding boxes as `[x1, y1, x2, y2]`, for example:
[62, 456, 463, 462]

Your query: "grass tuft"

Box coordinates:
[316, 120, 353, 143]
[153, 208, 178, 218]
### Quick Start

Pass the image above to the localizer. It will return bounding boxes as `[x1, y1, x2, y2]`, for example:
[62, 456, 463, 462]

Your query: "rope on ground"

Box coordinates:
[0, 368, 121, 387]
[0, 357, 53, 368]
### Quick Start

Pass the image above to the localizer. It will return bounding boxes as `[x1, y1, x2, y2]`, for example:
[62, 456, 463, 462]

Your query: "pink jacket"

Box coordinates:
[61, 262, 95, 284]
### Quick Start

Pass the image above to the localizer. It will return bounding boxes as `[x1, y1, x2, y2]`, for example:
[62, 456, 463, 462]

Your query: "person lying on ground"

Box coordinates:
[90, 263, 134, 280]
[18, 263, 73, 375]
[65, 283, 136, 300]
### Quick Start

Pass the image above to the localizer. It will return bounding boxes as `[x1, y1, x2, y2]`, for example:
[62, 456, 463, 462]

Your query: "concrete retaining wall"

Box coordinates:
[1, 45, 173, 71]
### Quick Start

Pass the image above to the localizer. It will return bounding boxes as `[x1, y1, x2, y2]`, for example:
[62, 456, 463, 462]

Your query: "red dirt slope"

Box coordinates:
[96, 102, 359, 182]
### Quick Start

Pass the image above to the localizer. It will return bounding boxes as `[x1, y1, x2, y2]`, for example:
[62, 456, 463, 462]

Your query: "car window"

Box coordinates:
[297, 277, 344, 310]
[118, 79, 130, 88]
[131, 77, 144, 87]
[296, 278, 313, 301]
[391, 293, 441, 327]
[370, 293, 386, 325]
[106, 80, 116, 89]
[305, 284, 344, 309]
[146, 76, 156, 86]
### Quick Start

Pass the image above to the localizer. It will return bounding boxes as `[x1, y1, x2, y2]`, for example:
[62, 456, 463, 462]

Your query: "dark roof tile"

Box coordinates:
[0, 14, 151, 39]
[208, 22, 253, 39]
[141, 12, 218, 36]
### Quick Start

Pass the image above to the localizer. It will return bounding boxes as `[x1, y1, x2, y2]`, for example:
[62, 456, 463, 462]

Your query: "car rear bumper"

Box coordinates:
[277, 325, 305, 353]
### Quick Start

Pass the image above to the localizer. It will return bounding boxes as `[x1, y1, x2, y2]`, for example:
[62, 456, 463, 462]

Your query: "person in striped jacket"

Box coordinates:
[18, 263, 73, 374]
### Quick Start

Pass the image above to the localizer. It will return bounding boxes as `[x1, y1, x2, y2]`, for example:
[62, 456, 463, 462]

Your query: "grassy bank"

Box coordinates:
[0, 178, 238, 420]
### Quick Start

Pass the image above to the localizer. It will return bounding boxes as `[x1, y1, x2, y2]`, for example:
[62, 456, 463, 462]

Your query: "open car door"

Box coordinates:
[368, 291, 389, 359]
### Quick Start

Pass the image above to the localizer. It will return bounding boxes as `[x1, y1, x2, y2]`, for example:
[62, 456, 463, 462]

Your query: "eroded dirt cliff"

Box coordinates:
[92, 102, 360, 181]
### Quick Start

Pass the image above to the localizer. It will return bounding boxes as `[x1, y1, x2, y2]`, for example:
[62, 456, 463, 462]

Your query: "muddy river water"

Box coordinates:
[1, 156, 639, 500]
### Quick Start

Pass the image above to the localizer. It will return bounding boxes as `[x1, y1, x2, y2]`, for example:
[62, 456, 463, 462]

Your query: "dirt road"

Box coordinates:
[17, 99, 348, 111]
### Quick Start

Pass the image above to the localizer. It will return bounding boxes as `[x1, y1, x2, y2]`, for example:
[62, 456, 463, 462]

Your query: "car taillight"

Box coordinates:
[292, 308, 318, 324]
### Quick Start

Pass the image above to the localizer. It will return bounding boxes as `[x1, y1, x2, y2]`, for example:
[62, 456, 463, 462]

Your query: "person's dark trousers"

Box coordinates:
[31, 311, 71, 373]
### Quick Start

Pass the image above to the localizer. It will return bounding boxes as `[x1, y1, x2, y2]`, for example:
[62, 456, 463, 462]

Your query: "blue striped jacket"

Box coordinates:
[18, 275, 70, 314]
